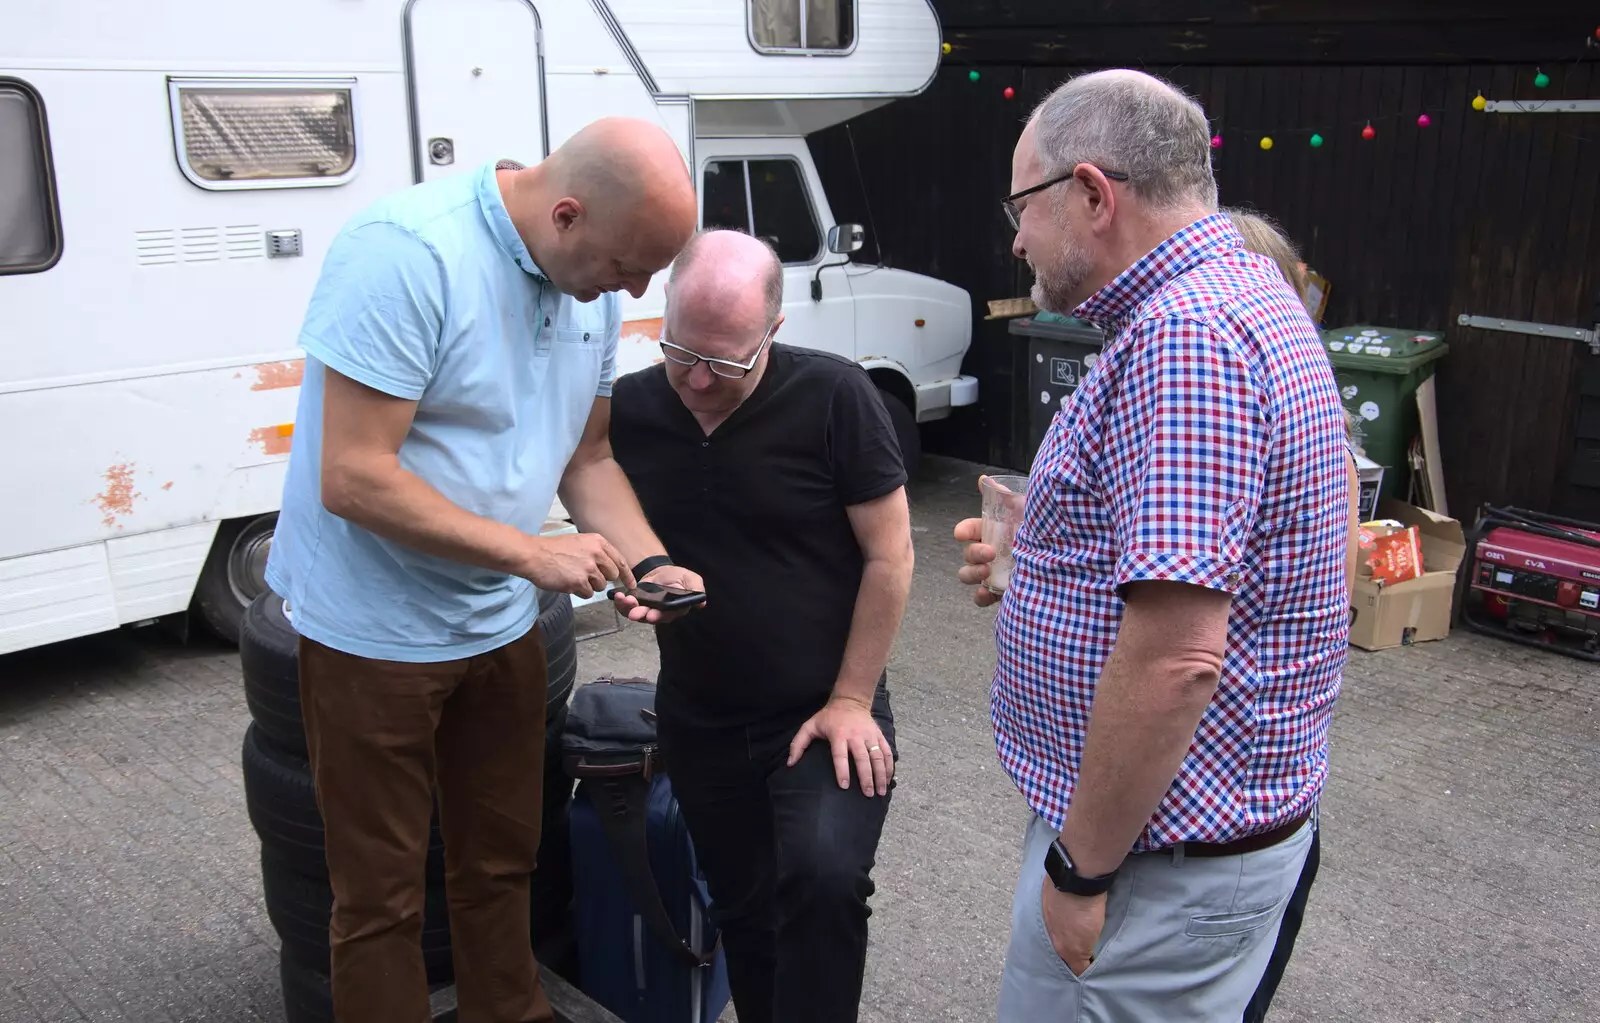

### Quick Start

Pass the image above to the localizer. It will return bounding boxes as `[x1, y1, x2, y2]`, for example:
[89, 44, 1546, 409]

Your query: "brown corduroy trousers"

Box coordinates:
[298, 626, 555, 1023]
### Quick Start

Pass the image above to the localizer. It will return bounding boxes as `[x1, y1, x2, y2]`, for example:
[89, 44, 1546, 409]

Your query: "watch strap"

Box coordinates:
[632, 554, 674, 581]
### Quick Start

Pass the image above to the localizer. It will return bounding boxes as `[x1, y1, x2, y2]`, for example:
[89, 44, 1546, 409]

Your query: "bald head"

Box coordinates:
[668, 230, 784, 333]
[660, 230, 786, 421]
[502, 116, 698, 302]
[542, 116, 697, 229]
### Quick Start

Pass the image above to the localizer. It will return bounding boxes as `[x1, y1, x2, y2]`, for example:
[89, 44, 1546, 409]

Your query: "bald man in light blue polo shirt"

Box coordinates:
[264, 116, 702, 1023]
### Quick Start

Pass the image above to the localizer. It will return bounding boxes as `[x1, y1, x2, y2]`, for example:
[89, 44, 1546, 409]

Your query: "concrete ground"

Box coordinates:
[1, 454, 1595, 1023]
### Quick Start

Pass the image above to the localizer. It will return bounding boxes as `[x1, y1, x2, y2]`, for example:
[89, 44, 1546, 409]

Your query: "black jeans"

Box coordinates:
[657, 681, 896, 1023]
[1242, 823, 1322, 1022]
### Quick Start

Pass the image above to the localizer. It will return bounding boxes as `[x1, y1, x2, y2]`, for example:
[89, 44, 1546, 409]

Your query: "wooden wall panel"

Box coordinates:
[810, 59, 1600, 516]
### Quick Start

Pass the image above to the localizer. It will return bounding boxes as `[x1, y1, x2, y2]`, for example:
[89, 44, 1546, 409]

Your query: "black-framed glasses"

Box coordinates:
[1001, 165, 1130, 231]
[659, 321, 776, 379]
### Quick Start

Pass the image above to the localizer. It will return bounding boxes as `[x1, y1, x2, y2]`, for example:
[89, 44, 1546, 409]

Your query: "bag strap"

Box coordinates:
[589, 773, 719, 969]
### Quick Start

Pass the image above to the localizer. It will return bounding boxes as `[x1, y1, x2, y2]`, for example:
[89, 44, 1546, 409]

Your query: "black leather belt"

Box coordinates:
[1146, 809, 1312, 859]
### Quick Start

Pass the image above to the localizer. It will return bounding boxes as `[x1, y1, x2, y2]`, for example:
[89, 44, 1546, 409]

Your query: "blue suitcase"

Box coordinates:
[563, 678, 731, 1023]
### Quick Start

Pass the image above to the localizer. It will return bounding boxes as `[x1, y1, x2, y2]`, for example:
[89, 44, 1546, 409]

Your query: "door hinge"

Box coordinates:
[1456, 314, 1600, 356]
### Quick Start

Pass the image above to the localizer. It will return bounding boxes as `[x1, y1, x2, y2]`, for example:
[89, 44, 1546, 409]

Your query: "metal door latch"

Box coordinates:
[428, 138, 455, 165]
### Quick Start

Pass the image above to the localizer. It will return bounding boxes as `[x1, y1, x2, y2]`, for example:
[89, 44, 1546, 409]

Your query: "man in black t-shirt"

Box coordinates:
[609, 229, 914, 1023]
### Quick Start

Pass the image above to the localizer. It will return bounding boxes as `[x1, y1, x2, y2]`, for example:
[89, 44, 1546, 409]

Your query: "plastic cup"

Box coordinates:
[979, 474, 1030, 594]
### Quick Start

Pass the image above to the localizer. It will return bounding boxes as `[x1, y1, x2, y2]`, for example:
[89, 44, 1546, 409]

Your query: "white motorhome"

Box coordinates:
[0, 0, 977, 656]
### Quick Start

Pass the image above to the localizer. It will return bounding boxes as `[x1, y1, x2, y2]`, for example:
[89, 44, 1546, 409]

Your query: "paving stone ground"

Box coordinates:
[1, 454, 1596, 1023]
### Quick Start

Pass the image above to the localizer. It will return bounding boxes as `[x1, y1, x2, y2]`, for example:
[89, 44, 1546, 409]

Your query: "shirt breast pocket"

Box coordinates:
[544, 326, 605, 417]
[1026, 413, 1104, 545]
[552, 326, 604, 347]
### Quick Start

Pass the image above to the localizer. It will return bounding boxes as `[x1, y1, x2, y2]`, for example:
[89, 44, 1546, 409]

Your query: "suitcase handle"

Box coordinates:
[563, 752, 664, 780]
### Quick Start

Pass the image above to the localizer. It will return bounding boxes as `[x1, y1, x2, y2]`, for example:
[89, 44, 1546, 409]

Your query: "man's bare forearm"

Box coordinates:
[557, 456, 667, 569]
[1058, 642, 1220, 876]
[324, 458, 535, 576]
[831, 550, 914, 707]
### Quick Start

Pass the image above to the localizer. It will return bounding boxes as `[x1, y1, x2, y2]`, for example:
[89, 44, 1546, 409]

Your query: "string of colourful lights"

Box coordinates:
[939, 27, 1600, 150]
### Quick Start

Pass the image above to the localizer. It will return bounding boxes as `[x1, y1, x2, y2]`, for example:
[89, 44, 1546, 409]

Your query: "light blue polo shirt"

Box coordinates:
[264, 159, 618, 662]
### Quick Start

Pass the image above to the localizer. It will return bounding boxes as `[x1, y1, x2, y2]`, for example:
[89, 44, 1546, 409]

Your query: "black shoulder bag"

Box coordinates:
[562, 677, 717, 969]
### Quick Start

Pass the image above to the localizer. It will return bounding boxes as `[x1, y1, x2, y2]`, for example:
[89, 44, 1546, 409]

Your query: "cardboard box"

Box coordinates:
[1348, 499, 1466, 651]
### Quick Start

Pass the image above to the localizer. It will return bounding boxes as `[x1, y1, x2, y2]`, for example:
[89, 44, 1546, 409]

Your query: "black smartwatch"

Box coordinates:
[1044, 837, 1118, 897]
[631, 554, 674, 581]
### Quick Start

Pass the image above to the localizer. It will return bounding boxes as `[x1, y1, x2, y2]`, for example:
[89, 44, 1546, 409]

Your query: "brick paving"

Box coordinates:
[1, 454, 1596, 1023]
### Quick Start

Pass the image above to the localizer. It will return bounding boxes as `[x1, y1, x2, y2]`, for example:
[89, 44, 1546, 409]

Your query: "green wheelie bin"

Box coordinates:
[1319, 325, 1449, 501]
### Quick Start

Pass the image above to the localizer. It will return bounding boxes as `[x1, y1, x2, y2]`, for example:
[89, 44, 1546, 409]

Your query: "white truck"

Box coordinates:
[0, 0, 977, 656]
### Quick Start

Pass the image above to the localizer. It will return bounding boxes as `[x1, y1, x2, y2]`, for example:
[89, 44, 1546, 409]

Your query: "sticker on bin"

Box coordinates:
[1360, 401, 1380, 420]
[1050, 357, 1082, 388]
[1348, 342, 1366, 354]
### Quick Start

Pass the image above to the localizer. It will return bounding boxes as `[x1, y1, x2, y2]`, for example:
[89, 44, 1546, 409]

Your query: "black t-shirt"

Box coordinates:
[610, 344, 907, 729]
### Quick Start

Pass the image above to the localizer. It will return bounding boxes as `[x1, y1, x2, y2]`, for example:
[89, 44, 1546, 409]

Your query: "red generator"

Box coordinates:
[1457, 505, 1600, 662]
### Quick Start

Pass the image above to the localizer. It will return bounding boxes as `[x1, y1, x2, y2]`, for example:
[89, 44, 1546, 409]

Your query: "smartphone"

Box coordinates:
[619, 580, 707, 612]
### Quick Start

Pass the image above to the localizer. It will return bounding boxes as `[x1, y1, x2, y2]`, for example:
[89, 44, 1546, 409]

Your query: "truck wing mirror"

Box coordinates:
[826, 223, 865, 255]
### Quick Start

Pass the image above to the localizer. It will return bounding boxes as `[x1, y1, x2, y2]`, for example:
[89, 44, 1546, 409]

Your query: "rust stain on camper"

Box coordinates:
[161, 481, 174, 491]
[621, 317, 663, 341]
[252, 360, 305, 390]
[93, 462, 142, 528]
[250, 424, 294, 456]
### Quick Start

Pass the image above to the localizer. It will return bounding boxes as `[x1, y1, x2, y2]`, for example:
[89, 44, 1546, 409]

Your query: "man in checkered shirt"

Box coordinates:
[955, 70, 1352, 1019]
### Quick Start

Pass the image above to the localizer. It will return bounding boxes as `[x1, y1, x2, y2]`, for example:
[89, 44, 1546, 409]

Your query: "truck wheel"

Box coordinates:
[241, 591, 308, 757]
[262, 845, 456, 984]
[195, 512, 277, 645]
[538, 585, 577, 709]
[242, 722, 448, 881]
[880, 391, 921, 476]
[278, 946, 334, 1023]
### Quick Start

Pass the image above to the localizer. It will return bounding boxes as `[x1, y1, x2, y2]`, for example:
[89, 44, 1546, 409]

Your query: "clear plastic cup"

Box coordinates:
[979, 474, 1030, 594]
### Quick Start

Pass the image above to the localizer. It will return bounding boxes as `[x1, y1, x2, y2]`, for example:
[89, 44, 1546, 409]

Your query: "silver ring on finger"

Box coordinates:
[868, 743, 882, 753]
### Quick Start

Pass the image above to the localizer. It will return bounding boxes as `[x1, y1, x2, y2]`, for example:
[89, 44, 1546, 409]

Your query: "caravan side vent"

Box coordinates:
[181, 227, 221, 263]
[135, 229, 177, 267]
[226, 225, 264, 260]
[266, 230, 303, 259]
[134, 225, 266, 266]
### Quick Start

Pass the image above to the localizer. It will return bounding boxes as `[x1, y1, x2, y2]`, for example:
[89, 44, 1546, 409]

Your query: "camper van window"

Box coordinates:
[0, 78, 63, 275]
[169, 79, 358, 190]
[749, 0, 854, 52]
[701, 159, 821, 266]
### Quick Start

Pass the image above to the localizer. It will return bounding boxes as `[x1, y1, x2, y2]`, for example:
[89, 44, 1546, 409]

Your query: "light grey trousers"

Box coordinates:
[997, 811, 1314, 1023]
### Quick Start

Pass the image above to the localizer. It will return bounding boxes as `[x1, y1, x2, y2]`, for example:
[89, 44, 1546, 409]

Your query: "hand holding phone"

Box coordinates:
[608, 564, 707, 624]
[622, 580, 707, 611]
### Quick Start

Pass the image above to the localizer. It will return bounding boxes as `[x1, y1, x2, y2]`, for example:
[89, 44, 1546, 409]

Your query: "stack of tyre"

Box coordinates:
[239, 587, 580, 1022]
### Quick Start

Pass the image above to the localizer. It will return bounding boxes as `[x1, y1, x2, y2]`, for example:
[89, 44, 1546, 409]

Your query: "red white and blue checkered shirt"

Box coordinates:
[991, 213, 1350, 852]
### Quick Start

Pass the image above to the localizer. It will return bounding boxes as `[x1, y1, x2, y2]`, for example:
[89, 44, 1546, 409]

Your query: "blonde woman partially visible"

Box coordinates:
[1225, 205, 1357, 1023]
[1225, 207, 1361, 561]
[1227, 208, 1313, 315]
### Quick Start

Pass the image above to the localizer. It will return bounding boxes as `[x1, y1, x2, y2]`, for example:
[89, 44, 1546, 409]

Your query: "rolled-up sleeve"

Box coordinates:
[1101, 316, 1268, 595]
